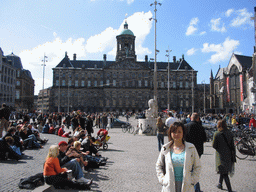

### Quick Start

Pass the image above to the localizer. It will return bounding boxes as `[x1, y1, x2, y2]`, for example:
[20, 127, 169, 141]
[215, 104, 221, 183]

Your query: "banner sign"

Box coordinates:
[240, 74, 243, 101]
[226, 77, 230, 102]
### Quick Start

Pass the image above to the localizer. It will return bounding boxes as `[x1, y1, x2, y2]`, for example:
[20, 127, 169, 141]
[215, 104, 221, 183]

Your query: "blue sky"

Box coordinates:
[0, 0, 255, 95]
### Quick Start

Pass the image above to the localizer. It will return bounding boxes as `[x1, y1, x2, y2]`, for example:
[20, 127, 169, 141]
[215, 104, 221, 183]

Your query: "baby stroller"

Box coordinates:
[95, 129, 110, 150]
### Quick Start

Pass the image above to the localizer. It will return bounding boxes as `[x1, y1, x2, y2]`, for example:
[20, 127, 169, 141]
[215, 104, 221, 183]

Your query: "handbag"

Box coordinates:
[221, 133, 236, 163]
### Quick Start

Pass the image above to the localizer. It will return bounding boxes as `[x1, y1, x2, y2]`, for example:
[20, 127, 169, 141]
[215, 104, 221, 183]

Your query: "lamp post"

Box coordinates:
[165, 47, 172, 112]
[58, 68, 61, 113]
[150, 1, 161, 102]
[67, 70, 70, 113]
[202, 80, 206, 114]
[41, 53, 47, 115]
[191, 70, 194, 113]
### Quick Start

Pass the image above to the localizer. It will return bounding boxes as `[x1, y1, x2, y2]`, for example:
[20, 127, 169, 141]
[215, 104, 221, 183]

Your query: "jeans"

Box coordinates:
[62, 159, 83, 180]
[157, 133, 164, 151]
[24, 134, 40, 148]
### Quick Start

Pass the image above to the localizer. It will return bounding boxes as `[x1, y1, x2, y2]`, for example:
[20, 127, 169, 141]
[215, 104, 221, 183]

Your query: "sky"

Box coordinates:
[0, 0, 255, 95]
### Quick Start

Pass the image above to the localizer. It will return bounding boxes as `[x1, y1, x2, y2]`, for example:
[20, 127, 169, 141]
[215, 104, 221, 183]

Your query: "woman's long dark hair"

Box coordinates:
[167, 122, 186, 144]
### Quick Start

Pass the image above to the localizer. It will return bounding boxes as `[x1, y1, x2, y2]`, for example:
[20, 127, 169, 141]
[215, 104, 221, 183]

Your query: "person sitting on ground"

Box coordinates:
[81, 135, 101, 157]
[42, 122, 50, 133]
[68, 141, 89, 168]
[48, 124, 55, 134]
[0, 136, 22, 160]
[4, 127, 23, 152]
[57, 141, 93, 185]
[19, 127, 43, 149]
[58, 125, 65, 137]
[43, 145, 90, 190]
[73, 127, 83, 137]
[27, 124, 48, 144]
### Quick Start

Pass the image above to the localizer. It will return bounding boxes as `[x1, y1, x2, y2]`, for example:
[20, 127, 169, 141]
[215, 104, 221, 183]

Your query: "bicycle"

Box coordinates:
[142, 125, 156, 136]
[121, 124, 134, 134]
[235, 129, 256, 160]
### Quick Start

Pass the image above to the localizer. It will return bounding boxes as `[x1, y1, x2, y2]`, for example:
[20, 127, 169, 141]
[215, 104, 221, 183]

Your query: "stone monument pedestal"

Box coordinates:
[137, 117, 157, 135]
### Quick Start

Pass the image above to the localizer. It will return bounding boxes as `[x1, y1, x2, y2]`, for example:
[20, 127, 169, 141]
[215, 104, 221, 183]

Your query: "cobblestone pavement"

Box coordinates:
[0, 117, 256, 192]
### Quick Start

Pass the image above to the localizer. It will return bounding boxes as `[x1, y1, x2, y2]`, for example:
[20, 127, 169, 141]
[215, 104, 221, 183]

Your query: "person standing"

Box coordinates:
[185, 113, 207, 192]
[156, 122, 201, 192]
[156, 117, 167, 151]
[213, 120, 235, 192]
[249, 114, 256, 130]
[0, 103, 11, 138]
[165, 112, 178, 129]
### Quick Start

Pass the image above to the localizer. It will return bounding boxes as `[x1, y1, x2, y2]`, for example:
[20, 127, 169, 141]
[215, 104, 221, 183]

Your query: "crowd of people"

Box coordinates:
[0, 104, 112, 190]
[156, 112, 242, 192]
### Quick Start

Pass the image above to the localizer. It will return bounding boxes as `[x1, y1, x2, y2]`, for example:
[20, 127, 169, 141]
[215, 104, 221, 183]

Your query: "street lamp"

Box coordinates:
[41, 53, 48, 115]
[58, 68, 61, 113]
[150, 1, 161, 102]
[202, 80, 206, 114]
[191, 70, 194, 113]
[165, 47, 172, 112]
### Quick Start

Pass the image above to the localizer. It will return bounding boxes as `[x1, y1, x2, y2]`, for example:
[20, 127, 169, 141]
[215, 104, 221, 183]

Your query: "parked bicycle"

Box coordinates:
[121, 124, 134, 134]
[142, 125, 156, 136]
[235, 129, 256, 160]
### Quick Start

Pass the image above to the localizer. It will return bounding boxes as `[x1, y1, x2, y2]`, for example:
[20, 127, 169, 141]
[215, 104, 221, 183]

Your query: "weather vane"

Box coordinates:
[125, 13, 128, 21]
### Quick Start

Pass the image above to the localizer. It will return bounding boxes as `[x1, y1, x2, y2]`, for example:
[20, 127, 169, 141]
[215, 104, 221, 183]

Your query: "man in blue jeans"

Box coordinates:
[57, 141, 92, 185]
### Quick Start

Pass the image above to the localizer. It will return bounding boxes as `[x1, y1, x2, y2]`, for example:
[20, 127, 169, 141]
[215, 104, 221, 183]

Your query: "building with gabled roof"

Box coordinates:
[210, 53, 253, 114]
[50, 22, 201, 113]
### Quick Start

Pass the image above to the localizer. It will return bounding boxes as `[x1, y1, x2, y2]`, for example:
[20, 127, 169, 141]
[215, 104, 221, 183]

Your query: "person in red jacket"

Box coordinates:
[249, 114, 256, 130]
[58, 125, 65, 136]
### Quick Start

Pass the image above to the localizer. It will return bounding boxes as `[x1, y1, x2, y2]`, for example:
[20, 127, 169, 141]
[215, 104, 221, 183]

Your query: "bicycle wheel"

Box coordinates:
[236, 138, 249, 160]
[103, 143, 108, 150]
[128, 126, 134, 134]
[122, 125, 127, 133]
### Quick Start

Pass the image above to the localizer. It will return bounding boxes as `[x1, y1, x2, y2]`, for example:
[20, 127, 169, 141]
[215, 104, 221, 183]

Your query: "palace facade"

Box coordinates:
[50, 22, 202, 113]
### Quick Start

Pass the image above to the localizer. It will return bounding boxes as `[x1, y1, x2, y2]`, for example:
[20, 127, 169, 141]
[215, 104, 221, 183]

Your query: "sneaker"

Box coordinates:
[217, 183, 223, 190]
[77, 177, 93, 186]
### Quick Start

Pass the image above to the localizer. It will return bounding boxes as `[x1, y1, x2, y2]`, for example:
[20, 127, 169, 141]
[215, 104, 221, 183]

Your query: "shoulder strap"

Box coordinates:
[221, 133, 233, 151]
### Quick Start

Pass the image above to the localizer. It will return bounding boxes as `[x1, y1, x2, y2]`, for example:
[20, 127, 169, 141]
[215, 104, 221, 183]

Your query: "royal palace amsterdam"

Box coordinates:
[49, 22, 203, 113]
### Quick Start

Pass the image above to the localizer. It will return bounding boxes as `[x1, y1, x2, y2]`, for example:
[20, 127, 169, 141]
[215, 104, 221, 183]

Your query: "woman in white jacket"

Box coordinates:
[156, 122, 201, 192]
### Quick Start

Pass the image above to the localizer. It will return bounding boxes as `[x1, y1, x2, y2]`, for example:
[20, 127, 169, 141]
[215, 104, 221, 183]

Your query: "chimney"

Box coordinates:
[182, 54, 184, 60]
[173, 56, 176, 63]
[103, 54, 107, 66]
[65, 51, 68, 57]
[73, 53, 76, 61]
[145, 55, 148, 63]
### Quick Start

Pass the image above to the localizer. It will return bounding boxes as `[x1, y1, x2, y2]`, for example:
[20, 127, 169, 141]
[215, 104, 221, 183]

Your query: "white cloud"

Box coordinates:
[186, 17, 199, 36]
[18, 11, 153, 94]
[108, 11, 153, 59]
[187, 48, 197, 56]
[210, 18, 227, 33]
[19, 34, 87, 94]
[230, 8, 253, 27]
[225, 9, 234, 17]
[201, 37, 240, 64]
[200, 31, 206, 35]
[127, 0, 134, 4]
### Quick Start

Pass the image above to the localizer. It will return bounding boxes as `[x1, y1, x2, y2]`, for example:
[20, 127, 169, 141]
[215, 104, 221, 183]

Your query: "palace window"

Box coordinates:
[180, 82, 183, 88]
[88, 80, 91, 87]
[138, 80, 141, 87]
[56, 80, 59, 86]
[106, 80, 110, 86]
[145, 80, 148, 87]
[94, 81, 97, 87]
[81, 80, 85, 87]
[62, 80, 65, 86]
[173, 82, 176, 88]
[100, 81, 103, 87]
[113, 80, 116, 87]
[75, 80, 78, 87]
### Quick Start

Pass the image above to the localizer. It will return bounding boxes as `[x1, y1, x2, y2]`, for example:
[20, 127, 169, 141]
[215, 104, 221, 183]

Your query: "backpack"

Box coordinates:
[18, 173, 44, 189]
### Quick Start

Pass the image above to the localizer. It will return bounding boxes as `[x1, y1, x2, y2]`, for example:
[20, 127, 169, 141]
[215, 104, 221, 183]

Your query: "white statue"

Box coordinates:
[145, 99, 158, 119]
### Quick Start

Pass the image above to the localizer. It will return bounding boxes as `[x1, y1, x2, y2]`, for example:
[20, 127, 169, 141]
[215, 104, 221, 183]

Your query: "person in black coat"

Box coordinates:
[185, 113, 207, 192]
